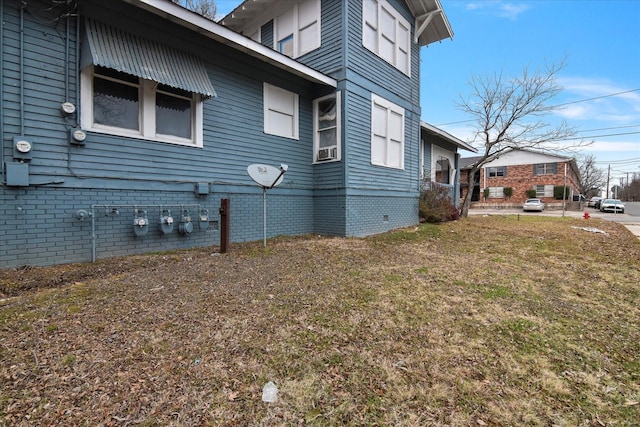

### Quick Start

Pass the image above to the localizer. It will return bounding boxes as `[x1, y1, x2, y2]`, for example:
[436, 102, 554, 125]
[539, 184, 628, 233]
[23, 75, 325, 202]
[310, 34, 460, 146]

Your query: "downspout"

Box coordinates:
[341, 0, 348, 192]
[0, 0, 4, 182]
[65, 14, 69, 104]
[76, 13, 80, 126]
[19, 4, 24, 135]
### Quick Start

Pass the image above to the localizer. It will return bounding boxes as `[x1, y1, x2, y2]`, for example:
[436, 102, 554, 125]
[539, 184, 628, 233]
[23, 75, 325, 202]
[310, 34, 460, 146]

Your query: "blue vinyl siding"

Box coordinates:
[0, 0, 325, 267]
[345, 0, 420, 105]
[1, 0, 435, 267]
[297, 0, 344, 76]
[342, 81, 421, 192]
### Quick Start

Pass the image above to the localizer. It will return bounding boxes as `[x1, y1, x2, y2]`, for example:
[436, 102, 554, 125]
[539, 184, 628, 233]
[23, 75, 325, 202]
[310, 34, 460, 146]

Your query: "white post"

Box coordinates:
[263, 187, 267, 247]
[562, 162, 567, 217]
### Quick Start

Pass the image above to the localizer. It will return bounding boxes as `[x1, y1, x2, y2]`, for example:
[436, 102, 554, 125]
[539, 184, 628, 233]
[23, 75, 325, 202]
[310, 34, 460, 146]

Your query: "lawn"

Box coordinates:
[1, 215, 639, 426]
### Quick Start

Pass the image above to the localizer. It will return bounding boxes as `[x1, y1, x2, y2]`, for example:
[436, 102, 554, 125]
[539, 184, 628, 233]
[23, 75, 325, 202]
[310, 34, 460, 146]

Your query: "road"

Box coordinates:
[468, 201, 640, 238]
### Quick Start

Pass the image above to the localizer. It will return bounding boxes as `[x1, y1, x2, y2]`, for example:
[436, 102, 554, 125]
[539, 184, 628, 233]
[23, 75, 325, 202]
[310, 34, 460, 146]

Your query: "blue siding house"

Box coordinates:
[0, 0, 456, 268]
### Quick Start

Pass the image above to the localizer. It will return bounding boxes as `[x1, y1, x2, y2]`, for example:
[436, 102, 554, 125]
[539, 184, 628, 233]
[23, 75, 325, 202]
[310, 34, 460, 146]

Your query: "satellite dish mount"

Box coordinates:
[247, 163, 289, 247]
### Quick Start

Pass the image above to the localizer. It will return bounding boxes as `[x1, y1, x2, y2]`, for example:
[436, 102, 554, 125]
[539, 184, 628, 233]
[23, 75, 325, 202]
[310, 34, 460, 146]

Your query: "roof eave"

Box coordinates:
[421, 122, 478, 153]
[120, 0, 336, 88]
[221, 0, 454, 48]
[407, 0, 454, 47]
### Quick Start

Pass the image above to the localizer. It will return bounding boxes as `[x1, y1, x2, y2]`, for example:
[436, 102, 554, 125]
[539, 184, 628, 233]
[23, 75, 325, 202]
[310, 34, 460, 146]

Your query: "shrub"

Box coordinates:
[525, 189, 537, 198]
[503, 187, 513, 199]
[419, 184, 460, 223]
[554, 185, 570, 200]
[483, 188, 490, 201]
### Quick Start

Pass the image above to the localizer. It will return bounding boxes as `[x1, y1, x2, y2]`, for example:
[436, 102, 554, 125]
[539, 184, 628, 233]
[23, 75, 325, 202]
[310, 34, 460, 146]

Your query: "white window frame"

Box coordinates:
[488, 187, 503, 199]
[263, 83, 299, 140]
[80, 65, 204, 148]
[274, 0, 321, 58]
[535, 185, 554, 198]
[362, 0, 411, 77]
[371, 93, 404, 169]
[313, 92, 341, 163]
[432, 145, 455, 184]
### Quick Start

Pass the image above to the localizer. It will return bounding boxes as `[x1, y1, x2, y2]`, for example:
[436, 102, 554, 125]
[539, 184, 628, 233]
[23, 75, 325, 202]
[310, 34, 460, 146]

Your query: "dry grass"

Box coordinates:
[1, 215, 639, 426]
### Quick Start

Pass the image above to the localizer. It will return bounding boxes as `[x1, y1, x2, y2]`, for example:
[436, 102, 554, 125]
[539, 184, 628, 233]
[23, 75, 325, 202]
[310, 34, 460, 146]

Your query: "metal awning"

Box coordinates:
[83, 19, 216, 98]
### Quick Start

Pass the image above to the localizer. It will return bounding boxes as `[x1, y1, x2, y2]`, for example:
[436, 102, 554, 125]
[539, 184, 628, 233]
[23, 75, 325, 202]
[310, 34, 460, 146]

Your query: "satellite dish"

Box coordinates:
[247, 164, 285, 188]
[247, 163, 289, 247]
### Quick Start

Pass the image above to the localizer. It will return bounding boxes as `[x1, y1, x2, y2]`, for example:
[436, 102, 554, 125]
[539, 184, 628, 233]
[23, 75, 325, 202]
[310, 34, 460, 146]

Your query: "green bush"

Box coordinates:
[503, 187, 513, 199]
[554, 185, 570, 200]
[483, 188, 490, 201]
[419, 185, 460, 223]
[525, 189, 537, 198]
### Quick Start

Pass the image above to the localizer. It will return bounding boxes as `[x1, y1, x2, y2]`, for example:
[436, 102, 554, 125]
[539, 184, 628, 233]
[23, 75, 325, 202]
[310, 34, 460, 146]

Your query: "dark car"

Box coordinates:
[587, 197, 602, 208]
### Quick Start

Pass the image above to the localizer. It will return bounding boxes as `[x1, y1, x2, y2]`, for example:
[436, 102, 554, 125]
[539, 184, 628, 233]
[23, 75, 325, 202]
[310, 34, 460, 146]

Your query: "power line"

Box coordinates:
[434, 88, 640, 127]
[594, 157, 640, 164]
[552, 131, 640, 141]
[577, 124, 640, 133]
[553, 88, 640, 108]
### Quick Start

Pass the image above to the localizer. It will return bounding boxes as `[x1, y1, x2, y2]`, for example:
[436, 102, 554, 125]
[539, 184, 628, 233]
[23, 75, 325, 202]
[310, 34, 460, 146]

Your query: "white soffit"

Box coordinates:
[221, 0, 453, 47]
[122, 0, 336, 88]
[407, 0, 454, 46]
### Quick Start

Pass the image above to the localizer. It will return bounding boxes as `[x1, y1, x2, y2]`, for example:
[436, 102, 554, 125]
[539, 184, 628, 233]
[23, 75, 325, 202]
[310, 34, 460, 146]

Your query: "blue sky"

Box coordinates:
[214, 0, 640, 185]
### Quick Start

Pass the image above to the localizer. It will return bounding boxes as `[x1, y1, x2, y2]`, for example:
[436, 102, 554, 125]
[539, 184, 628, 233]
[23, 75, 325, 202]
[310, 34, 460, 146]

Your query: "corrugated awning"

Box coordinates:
[83, 19, 216, 98]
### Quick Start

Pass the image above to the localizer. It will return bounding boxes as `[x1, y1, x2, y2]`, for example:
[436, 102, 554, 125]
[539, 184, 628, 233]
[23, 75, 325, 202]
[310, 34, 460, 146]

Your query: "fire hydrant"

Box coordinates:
[583, 211, 590, 220]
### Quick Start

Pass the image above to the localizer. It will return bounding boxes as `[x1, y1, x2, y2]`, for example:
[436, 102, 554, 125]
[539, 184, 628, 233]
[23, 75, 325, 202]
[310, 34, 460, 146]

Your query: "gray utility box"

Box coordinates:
[5, 163, 29, 186]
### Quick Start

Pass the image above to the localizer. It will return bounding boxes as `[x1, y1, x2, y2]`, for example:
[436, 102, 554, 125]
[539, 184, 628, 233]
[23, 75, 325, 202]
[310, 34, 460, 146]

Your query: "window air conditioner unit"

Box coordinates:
[317, 147, 337, 161]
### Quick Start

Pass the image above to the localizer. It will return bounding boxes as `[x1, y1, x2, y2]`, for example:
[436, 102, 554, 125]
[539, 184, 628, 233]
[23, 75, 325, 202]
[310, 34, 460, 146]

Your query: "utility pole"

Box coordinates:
[562, 162, 567, 217]
[606, 165, 611, 198]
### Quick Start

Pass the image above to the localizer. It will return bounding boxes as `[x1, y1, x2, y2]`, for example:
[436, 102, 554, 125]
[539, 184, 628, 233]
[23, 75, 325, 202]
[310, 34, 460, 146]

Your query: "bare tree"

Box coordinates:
[171, 0, 217, 20]
[577, 153, 606, 197]
[457, 60, 580, 217]
[619, 172, 640, 201]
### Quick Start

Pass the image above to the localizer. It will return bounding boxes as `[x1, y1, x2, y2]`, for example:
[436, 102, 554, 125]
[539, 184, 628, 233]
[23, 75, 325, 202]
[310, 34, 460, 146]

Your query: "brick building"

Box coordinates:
[459, 149, 581, 207]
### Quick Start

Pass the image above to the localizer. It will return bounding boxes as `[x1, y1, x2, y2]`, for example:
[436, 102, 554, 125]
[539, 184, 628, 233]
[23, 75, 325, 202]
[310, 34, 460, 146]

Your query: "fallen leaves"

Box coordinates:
[1, 217, 639, 425]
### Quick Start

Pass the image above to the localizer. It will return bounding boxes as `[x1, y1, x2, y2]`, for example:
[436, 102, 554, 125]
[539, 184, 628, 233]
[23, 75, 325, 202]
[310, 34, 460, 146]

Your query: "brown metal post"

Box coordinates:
[219, 198, 230, 253]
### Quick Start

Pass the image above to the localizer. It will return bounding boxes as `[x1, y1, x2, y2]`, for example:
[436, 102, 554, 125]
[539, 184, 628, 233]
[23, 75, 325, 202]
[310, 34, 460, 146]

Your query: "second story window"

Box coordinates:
[534, 163, 558, 175]
[274, 0, 321, 58]
[488, 166, 506, 177]
[362, 0, 411, 76]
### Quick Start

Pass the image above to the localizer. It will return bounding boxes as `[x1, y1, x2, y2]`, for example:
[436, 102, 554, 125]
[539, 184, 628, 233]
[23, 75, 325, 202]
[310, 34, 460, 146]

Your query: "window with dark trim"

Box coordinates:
[487, 166, 506, 178]
[533, 163, 557, 175]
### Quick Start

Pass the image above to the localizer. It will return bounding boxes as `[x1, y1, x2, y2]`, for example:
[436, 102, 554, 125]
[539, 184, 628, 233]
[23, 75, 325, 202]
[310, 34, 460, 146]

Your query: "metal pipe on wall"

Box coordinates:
[19, 4, 24, 135]
[0, 0, 5, 182]
[87, 204, 206, 262]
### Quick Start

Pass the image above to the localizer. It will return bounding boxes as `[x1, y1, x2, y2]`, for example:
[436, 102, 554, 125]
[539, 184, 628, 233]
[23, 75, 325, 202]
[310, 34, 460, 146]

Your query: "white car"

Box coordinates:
[523, 198, 545, 212]
[599, 199, 625, 213]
